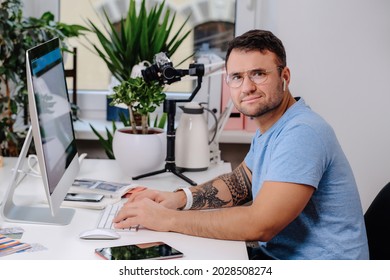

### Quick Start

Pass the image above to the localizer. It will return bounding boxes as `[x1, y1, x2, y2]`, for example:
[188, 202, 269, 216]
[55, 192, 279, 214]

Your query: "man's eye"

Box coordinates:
[251, 70, 266, 77]
[231, 74, 242, 81]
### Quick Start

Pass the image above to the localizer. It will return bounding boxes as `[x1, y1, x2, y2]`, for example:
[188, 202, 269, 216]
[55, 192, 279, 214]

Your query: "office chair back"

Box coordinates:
[364, 182, 390, 260]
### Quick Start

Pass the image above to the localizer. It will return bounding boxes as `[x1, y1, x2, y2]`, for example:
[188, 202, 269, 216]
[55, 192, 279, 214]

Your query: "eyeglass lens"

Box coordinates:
[226, 67, 281, 88]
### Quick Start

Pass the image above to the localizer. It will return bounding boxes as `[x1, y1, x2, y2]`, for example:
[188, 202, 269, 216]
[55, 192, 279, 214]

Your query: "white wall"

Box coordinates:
[237, 0, 390, 211]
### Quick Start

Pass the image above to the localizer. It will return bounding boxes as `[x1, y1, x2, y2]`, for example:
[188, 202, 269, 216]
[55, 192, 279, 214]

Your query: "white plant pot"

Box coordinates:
[113, 127, 166, 176]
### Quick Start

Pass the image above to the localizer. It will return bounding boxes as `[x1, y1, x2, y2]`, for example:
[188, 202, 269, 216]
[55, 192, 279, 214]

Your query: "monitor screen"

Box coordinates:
[1, 38, 79, 225]
[29, 39, 77, 195]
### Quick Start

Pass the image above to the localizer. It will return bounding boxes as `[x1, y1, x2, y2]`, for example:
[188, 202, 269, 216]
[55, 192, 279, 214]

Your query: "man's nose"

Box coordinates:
[241, 75, 256, 93]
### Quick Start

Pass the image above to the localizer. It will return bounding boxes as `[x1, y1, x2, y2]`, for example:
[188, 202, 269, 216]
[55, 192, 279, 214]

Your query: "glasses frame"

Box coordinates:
[225, 66, 284, 88]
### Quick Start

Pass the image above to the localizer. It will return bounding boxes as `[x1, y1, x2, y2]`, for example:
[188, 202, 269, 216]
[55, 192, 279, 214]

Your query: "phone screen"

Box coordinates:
[95, 242, 183, 260]
[64, 193, 104, 202]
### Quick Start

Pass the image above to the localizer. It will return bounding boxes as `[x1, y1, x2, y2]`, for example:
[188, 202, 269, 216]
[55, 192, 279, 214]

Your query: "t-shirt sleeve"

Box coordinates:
[264, 124, 328, 188]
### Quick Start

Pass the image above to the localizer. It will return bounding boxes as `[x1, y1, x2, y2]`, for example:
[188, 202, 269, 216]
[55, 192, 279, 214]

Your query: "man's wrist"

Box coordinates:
[173, 187, 193, 210]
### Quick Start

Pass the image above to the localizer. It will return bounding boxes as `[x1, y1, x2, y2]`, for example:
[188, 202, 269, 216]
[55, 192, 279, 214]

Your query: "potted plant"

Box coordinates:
[0, 0, 87, 156]
[85, 0, 191, 133]
[85, 0, 191, 175]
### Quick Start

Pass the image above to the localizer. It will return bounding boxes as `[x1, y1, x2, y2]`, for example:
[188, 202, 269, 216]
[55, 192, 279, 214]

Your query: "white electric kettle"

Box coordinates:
[175, 102, 217, 171]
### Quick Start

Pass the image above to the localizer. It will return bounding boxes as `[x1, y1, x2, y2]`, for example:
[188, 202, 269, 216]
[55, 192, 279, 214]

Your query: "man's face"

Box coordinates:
[226, 49, 285, 118]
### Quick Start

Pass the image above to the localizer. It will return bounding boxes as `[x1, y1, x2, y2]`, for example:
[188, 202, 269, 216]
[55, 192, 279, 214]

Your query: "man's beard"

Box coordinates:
[236, 92, 284, 118]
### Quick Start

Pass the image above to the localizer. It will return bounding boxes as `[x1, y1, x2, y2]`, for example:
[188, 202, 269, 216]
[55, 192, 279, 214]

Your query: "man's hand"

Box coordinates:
[113, 198, 175, 232]
[124, 188, 186, 210]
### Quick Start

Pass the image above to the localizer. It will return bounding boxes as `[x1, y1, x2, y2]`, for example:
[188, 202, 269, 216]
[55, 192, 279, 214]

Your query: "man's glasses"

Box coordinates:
[225, 66, 283, 88]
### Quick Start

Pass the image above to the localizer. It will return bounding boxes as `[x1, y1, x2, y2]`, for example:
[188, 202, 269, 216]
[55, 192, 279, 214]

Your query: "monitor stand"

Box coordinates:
[0, 127, 75, 225]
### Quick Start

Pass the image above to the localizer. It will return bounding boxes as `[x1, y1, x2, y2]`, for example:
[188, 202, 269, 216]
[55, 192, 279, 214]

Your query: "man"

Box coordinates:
[113, 29, 369, 260]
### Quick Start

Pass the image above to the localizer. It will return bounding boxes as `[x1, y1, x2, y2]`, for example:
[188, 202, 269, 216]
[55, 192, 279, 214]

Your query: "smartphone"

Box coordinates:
[64, 193, 104, 202]
[95, 242, 184, 260]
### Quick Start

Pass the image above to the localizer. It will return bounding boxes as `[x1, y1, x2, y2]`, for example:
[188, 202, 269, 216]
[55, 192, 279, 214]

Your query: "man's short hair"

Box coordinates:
[225, 29, 287, 68]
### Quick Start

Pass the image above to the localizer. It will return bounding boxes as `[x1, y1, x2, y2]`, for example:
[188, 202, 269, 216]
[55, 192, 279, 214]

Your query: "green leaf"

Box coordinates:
[89, 124, 115, 159]
[157, 112, 167, 129]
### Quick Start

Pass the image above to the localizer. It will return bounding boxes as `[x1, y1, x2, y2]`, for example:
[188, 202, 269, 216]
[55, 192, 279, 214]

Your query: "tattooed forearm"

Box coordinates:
[192, 184, 231, 209]
[190, 164, 252, 210]
[218, 164, 252, 206]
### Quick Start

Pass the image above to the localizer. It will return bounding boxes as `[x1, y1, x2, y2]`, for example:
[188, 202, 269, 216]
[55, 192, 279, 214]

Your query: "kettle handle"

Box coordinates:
[202, 106, 218, 145]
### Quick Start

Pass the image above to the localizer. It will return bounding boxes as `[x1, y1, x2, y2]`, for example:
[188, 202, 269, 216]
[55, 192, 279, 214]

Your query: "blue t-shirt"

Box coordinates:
[245, 98, 369, 259]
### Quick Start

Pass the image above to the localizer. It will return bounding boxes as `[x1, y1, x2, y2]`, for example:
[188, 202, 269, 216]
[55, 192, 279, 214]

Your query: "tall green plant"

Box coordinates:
[0, 0, 87, 156]
[86, 0, 191, 135]
[86, 0, 191, 83]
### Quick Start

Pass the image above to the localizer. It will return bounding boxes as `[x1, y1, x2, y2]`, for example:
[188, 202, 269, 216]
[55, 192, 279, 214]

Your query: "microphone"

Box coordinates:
[141, 52, 204, 85]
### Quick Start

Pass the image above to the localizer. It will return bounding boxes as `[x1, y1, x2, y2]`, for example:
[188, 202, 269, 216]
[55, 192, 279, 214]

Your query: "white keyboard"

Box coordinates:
[97, 200, 139, 232]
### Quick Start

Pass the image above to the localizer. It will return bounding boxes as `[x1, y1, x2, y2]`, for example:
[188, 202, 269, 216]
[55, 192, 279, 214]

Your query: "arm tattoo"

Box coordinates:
[191, 165, 252, 209]
[218, 165, 252, 206]
[192, 184, 231, 209]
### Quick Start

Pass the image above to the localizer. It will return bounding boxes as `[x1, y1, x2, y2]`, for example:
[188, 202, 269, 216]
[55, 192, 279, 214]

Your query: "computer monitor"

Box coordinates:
[1, 38, 79, 225]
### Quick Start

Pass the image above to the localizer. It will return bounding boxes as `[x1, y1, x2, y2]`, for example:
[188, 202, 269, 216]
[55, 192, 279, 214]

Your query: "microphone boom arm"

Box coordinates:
[132, 62, 205, 185]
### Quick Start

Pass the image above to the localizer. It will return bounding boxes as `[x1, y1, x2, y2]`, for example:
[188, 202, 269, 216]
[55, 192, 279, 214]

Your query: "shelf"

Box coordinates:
[218, 130, 254, 144]
[73, 118, 123, 140]
[73, 118, 254, 144]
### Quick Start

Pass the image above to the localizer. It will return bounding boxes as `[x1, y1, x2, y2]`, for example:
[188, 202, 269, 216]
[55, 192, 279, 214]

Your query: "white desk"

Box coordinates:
[0, 157, 248, 260]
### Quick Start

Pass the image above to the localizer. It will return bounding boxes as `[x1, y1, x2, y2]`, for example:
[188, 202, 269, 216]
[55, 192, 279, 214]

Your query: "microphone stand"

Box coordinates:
[132, 73, 203, 186]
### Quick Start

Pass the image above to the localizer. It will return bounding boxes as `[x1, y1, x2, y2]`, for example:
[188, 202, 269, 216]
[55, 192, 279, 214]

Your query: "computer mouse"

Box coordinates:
[79, 228, 120, 240]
